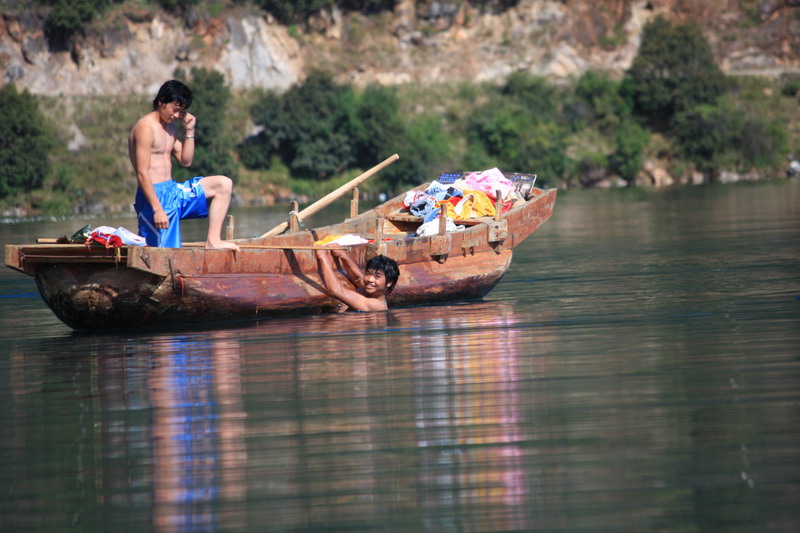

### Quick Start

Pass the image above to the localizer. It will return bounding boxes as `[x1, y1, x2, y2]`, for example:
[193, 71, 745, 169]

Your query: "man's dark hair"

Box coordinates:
[152, 80, 193, 111]
[365, 255, 400, 294]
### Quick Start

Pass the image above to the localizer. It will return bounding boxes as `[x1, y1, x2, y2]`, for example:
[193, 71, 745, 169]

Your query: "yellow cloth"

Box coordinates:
[314, 234, 344, 246]
[452, 190, 496, 219]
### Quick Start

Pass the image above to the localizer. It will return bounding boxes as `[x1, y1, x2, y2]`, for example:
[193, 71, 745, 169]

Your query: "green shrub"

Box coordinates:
[613, 119, 651, 183]
[740, 117, 788, 169]
[248, 71, 360, 179]
[0, 85, 55, 199]
[673, 100, 787, 172]
[39, 0, 114, 50]
[352, 84, 406, 170]
[626, 16, 726, 130]
[575, 70, 630, 132]
[673, 103, 742, 170]
[501, 72, 561, 122]
[385, 112, 453, 187]
[780, 76, 800, 98]
[466, 75, 569, 183]
[256, 0, 395, 23]
[157, 0, 202, 14]
[243, 72, 452, 186]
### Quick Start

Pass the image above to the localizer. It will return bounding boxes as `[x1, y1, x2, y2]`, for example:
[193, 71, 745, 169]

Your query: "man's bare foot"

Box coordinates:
[206, 240, 241, 252]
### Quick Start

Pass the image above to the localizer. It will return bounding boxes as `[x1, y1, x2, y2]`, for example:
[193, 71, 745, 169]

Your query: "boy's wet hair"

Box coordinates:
[365, 255, 400, 294]
[153, 80, 193, 111]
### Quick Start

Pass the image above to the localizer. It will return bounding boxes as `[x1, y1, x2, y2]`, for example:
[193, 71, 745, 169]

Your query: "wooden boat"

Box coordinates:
[4, 156, 556, 330]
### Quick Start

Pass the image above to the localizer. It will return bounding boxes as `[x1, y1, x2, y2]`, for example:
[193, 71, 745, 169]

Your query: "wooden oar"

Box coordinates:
[259, 153, 399, 239]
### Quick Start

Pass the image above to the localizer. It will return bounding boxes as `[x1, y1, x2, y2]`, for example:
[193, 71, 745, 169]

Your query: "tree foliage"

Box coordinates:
[243, 71, 448, 186]
[575, 70, 632, 132]
[612, 119, 650, 183]
[626, 17, 726, 130]
[245, 71, 359, 179]
[39, 0, 118, 50]
[157, 0, 202, 14]
[254, 0, 395, 22]
[174, 67, 237, 180]
[0, 84, 54, 198]
[673, 101, 787, 173]
[466, 73, 568, 182]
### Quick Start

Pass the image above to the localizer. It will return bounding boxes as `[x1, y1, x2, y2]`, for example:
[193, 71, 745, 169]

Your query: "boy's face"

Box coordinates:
[362, 268, 388, 298]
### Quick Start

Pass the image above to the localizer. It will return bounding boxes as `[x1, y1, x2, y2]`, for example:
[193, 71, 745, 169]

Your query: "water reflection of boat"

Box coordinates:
[241, 302, 539, 531]
[6, 302, 548, 530]
[4, 172, 555, 330]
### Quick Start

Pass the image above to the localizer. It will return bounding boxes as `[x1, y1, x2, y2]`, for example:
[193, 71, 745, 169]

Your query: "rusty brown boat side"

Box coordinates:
[4, 186, 556, 329]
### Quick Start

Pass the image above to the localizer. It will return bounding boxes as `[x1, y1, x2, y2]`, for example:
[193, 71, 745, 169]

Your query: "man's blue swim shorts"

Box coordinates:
[134, 177, 209, 247]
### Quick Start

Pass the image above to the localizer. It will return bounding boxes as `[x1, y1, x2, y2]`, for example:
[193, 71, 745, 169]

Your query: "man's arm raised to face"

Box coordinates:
[173, 112, 196, 168]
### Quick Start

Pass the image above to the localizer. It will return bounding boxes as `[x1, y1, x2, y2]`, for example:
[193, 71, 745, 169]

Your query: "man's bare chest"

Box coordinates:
[151, 127, 175, 155]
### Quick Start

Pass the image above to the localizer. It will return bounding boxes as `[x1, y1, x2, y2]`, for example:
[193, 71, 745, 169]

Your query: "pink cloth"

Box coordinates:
[460, 168, 515, 200]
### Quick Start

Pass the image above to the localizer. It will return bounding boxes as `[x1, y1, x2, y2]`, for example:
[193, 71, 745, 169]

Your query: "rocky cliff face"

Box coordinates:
[2, 0, 800, 96]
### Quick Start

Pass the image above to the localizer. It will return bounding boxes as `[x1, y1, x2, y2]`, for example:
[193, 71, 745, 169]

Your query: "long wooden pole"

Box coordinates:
[259, 153, 399, 238]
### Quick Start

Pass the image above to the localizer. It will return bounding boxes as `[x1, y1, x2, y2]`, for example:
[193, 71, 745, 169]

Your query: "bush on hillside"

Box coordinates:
[386, 112, 453, 187]
[157, 0, 201, 12]
[780, 75, 800, 98]
[673, 100, 788, 173]
[574, 70, 632, 133]
[39, 0, 115, 50]
[244, 71, 360, 179]
[626, 16, 726, 130]
[254, 1, 398, 22]
[501, 72, 562, 122]
[466, 74, 569, 183]
[0, 84, 55, 199]
[242, 72, 451, 186]
[612, 118, 650, 184]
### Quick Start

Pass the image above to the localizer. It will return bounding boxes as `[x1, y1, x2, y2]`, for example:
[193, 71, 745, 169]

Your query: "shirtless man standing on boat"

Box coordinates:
[129, 79, 239, 251]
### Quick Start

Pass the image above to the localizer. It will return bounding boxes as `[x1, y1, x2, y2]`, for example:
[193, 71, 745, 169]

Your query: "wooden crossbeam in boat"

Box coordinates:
[181, 243, 347, 250]
[383, 213, 490, 226]
[13, 244, 126, 264]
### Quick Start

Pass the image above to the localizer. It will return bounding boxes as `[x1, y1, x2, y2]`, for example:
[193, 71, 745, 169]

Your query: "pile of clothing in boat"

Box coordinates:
[65, 224, 147, 247]
[402, 168, 526, 236]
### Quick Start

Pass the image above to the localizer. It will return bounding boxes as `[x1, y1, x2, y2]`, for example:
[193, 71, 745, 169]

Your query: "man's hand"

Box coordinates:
[154, 208, 169, 229]
[181, 112, 196, 132]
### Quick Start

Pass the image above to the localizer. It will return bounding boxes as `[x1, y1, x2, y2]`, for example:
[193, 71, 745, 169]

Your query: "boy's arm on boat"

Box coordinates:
[315, 250, 386, 312]
[332, 249, 364, 289]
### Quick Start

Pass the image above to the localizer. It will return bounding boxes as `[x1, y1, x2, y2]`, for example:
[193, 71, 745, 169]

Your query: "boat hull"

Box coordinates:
[6, 186, 556, 329]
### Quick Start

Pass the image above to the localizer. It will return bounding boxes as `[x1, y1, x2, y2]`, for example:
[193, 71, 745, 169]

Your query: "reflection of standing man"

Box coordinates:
[150, 333, 248, 531]
[129, 80, 239, 251]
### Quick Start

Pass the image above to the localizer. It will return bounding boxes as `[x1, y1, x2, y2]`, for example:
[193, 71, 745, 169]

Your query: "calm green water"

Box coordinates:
[1, 181, 798, 532]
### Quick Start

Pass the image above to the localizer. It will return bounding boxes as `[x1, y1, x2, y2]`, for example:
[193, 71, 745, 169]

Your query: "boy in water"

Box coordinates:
[315, 249, 399, 312]
[129, 80, 239, 251]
